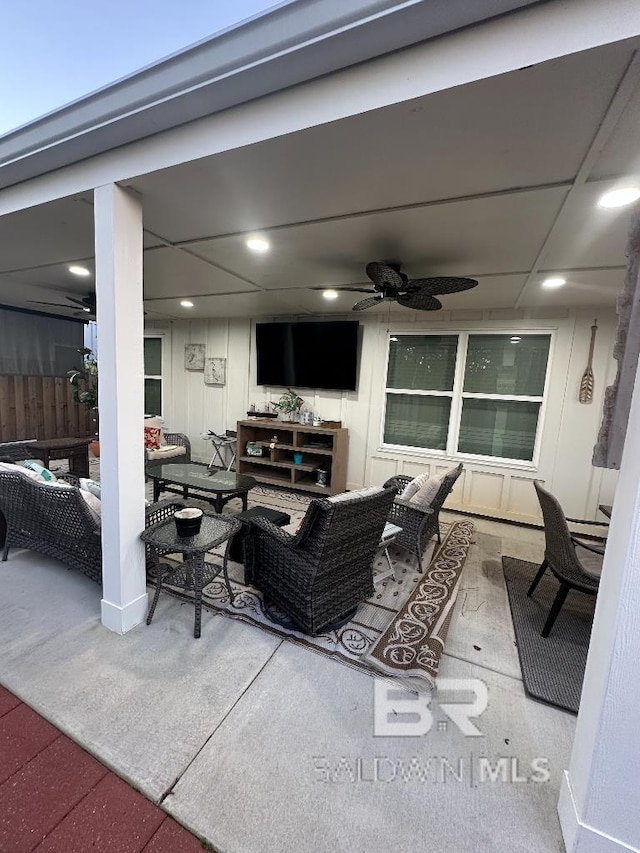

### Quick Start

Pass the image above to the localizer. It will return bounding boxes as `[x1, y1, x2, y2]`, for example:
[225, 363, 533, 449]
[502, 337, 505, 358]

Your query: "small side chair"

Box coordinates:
[383, 464, 463, 572]
[529, 481, 605, 638]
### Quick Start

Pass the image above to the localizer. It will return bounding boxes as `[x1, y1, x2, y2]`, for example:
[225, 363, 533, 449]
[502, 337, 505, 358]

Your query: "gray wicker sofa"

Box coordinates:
[0, 470, 179, 584]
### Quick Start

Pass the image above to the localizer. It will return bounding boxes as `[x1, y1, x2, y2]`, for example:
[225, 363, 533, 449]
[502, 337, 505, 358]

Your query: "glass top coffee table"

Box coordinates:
[146, 462, 258, 513]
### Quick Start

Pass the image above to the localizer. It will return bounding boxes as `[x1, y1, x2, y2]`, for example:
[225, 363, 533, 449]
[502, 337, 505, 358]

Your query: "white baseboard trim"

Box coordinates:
[559, 772, 640, 853]
[101, 592, 148, 634]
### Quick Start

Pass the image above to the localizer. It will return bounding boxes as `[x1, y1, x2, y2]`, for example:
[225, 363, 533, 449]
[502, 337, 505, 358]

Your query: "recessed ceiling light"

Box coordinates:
[323, 289, 339, 300]
[246, 237, 270, 253]
[69, 265, 90, 277]
[597, 187, 640, 209]
[542, 276, 566, 289]
[390, 336, 399, 342]
[510, 336, 521, 344]
[180, 300, 194, 308]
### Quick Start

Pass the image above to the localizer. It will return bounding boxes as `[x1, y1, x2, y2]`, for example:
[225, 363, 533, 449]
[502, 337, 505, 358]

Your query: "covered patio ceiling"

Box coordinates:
[1, 36, 639, 321]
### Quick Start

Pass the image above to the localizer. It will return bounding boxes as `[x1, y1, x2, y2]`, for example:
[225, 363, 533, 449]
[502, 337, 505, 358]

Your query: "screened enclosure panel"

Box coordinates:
[387, 335, 458, 392]
[144, 337, 162, 376]
[144, 379, 162, 416]
[458, 399, 541, 460]
[463, 334, 550, 396]
[384, 393, 451, 450]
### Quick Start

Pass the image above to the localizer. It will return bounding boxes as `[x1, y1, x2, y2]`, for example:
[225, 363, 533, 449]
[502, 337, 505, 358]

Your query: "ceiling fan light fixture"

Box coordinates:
[542, 276, 566, 289]
[69, 265, 90, 277]
[597, 187, 640, 208]
[322, 289, 339, 300]
[180, 300, 194, 308]
[246, 237, 270, 253]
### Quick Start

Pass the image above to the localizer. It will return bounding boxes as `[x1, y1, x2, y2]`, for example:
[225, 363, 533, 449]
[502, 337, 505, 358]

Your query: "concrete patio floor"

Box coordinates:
[0, 513, 575, 853]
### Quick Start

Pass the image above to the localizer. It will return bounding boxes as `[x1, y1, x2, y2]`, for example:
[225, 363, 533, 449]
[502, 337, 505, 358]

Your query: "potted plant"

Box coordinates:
[274, 389, 304, 422]
[68, 347, 100, 456]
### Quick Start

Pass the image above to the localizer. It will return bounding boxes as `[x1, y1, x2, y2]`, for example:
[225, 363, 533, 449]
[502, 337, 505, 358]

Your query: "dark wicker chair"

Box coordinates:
[0, 441, 38, 463]
[245, 486, 396, 635]
[529, 481, 605, 638]
[0, 470, 181, 584]
[145, 432, 191, 471]
[383, 464, 463, 572]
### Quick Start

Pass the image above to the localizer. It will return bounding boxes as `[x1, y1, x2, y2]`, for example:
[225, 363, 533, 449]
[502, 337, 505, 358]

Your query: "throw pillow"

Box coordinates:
[0, 461, 45, 483]
[144, 416, 166, 446]
[399, 471, 430, 500]
[79, 478, 101, 500]
[409, 474, 444, 510]
[144, 426, 162, 450]
[79, 488, 101, 523]
[22, 460, 57, 482]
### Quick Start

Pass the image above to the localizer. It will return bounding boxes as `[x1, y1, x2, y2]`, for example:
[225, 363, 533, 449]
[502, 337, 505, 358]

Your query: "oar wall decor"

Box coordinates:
[579, 319, 598, 404]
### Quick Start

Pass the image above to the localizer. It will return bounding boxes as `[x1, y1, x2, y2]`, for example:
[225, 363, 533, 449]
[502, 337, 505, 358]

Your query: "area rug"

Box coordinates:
[502, 556, 595, 713]
[162, 486, 474, 691]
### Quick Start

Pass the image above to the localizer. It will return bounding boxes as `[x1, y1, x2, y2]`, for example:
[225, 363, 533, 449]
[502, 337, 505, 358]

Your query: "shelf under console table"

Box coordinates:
[236, 419, 348, 496]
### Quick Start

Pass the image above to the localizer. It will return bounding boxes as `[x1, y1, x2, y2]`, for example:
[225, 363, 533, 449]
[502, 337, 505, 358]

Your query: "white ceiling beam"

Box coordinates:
[2, 0, 640, 218]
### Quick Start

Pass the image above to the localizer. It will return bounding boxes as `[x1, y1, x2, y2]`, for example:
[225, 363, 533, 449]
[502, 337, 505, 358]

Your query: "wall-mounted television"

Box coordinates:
[256, 320, 359, 392]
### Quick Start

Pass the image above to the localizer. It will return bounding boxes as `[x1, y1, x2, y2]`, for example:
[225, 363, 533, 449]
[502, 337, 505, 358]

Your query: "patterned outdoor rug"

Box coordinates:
[502, 556, 595, 713]
[161, 486, 474, 692]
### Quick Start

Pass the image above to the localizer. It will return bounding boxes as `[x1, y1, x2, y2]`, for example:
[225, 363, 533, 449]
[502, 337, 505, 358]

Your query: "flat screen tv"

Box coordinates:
[256, 320, 359, 391]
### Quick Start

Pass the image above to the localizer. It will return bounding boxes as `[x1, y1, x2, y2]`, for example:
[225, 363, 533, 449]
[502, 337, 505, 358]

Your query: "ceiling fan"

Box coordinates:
[28, 292, 96, 317]
[317, 261, 478, 311]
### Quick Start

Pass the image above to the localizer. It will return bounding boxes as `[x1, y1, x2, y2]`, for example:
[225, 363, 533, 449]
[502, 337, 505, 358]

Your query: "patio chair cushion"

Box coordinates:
[399, 471, 431, 500]
[327, 486, 383, 503]
[0, 461, 46, 483]
[146, 444, 187, 461]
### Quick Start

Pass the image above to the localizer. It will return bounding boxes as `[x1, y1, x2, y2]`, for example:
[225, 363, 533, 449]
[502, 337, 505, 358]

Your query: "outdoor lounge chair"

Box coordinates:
[245, 486, 396, 635]
[383, 464, 463, 572]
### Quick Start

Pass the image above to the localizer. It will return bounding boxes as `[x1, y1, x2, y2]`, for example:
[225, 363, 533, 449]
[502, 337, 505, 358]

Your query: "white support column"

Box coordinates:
[558, 358, 640, 851]
[94, 183, 147, 634]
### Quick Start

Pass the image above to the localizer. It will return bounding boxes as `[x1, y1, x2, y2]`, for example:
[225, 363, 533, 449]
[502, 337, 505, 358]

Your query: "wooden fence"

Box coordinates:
[0, 375, 92, 443]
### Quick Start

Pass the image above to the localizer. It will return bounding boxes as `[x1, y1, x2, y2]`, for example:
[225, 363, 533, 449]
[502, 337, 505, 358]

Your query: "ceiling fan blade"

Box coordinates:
[397, 292, 443, 311]
[352, 295, 383, 312]
[310, 286, 376, 293]
[28, 300, 77, 309]
[365, 262, 405, 292]
[408, 276, 478, 296]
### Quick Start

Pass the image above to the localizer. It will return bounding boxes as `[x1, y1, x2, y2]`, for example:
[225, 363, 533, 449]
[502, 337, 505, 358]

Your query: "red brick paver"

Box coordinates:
[0, 737, 108, 852]
[0, 686, 206, 853]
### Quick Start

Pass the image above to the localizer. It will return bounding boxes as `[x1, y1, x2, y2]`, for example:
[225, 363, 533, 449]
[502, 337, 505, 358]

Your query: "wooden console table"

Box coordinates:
[236, 419, 348, 496]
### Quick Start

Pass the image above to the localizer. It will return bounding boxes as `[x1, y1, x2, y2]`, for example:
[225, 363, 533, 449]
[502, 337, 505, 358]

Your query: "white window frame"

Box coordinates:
[144, 333, 164, 418]
[380, 329, 554, 468]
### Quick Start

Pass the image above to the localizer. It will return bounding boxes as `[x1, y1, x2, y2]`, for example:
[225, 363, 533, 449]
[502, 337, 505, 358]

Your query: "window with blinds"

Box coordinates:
[383, 332, 551, 463]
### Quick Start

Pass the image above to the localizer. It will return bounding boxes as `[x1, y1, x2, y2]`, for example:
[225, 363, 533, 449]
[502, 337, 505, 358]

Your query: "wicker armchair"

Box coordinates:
[529, 481, 604, 637]
[245, 486, 396, 635]
[0, 470, 180, 584]
[383, 464, 463, 572]
[145, 432, 191, 470]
